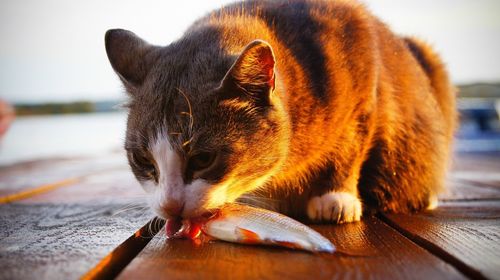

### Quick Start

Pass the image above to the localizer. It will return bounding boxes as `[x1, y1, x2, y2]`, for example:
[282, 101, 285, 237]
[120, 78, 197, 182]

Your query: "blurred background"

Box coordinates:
[1, 0, 499, 166]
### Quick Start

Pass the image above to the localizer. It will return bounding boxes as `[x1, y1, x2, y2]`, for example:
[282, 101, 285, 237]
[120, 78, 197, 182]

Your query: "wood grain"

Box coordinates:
[19, 169, 144, 204]
[0, 154, 127, 198]
[0, 152, 155, 280]
[82, 217, 164, 280]
[450, 153, 500, 189]
[383, 201, 500, 280]
[117, 217, 464, 280]
[0, 177, 79, 204]
[452, 153, 500, 173]
[440, 178, 500, 201]
[0, 203, 151, 280]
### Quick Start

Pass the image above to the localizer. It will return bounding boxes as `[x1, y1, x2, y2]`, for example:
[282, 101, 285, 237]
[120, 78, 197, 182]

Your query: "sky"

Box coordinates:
[0, 0, 499, 103]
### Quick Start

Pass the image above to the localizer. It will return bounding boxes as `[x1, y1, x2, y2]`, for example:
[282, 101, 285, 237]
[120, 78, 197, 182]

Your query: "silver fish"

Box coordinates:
[200, 204, 335, 253]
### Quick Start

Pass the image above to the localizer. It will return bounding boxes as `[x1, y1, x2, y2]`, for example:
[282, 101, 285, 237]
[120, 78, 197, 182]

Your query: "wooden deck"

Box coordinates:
[0, 152, 499, 280]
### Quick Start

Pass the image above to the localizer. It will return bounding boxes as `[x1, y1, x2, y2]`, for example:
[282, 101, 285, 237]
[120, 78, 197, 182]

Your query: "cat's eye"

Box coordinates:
[189, 152, 217, 172]
[145, 167, 158, 183]
[130, 151, 158, 182]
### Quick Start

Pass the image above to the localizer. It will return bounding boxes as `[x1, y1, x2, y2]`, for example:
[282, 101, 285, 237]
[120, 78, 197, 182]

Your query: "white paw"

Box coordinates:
[307, 192, 362, 223]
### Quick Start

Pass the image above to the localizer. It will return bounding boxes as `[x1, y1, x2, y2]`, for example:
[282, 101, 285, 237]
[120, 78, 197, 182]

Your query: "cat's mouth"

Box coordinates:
[165, 218, 197, 238]
[165, 214, 214, 239]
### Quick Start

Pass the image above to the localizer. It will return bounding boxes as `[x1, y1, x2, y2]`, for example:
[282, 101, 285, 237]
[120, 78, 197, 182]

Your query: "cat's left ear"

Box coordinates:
[221, 40, 276, 105]
[105, 29, 158, 92]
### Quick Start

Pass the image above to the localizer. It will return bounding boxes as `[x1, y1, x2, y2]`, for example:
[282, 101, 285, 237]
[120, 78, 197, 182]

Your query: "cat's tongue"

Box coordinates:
[165, 218, 202, 239]
[165, 218, 183, 238]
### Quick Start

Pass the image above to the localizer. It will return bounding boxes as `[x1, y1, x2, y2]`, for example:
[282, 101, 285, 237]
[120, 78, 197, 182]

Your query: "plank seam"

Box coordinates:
[81, 217, 165, 280]
[377, 213, 488, 280]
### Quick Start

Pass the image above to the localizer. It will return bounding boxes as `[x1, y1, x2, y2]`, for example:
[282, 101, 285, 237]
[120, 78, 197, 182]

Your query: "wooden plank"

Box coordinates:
[117, 217, 465, 280]
[440, 178, 500, 201]
[449, 172, 500, 190]
[0, 155, 153, 279]
[452, 153, 500, 173]
[451, 153, 500, 188]
[383, 201, 500, 280]
[82, 218, 164, 280]
[0, 153, 127, 198]
[19, 169, 144, 204]
[0, 203, 151, 280]
[0, 177, 80, 204]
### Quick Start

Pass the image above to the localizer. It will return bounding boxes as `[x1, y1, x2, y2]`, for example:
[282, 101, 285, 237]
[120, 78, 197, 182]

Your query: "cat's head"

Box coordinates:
[105, 29, 289, 219]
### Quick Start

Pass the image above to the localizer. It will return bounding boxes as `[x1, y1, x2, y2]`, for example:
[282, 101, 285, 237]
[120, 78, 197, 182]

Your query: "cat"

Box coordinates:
[105, 0, 456, 224]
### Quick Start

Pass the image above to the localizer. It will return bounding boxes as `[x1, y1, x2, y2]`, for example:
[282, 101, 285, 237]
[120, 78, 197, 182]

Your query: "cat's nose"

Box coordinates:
[163, 202, 184, 217]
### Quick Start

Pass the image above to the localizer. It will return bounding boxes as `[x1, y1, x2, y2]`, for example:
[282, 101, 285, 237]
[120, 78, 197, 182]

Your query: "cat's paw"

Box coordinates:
[307, 192, 362, 223]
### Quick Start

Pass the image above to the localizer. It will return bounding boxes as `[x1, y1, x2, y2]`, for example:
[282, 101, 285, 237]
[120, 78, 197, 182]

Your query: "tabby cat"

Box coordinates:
[105, 0, 456, 225]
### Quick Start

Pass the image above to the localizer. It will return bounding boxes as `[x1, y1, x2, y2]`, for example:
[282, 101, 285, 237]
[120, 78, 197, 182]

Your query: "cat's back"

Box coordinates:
[192, 0, 380, 106]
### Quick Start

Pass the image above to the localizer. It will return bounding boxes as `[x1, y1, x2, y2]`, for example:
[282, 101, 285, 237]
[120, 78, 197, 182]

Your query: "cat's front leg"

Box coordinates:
[305, 164, 363, 224]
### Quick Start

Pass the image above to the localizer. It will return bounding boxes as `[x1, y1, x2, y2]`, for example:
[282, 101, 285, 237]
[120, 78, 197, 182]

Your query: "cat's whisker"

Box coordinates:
[118, 205, 149, 213]
[134, 208, 151, 222]
[239, 197, 279, 207]
[146, 215, 162, 238]
[182, 137, 194, 148]
[155, 216, 166, 237]
[111, 206, 147, 216]
[233, 199, 277, 211]
[241, 195, 280, 202]
[113, 200, 148, 209]
[176, 87, 194, 136]
[112, 203, 149, 216]
[147, 217, 155, 238]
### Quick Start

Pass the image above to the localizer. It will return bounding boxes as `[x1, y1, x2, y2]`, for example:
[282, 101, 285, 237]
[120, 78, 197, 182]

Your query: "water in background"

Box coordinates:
[1, 108, 499, 166]
[0, 112, 127, 166]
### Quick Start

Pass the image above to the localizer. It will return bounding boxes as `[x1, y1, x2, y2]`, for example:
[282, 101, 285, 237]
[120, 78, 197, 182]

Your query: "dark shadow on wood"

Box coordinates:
[82, 217, 165, 280]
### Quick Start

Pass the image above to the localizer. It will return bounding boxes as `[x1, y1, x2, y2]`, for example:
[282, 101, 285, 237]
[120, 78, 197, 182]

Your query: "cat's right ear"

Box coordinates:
[220, 40, 276, 106]
[105, 29, 157, 91]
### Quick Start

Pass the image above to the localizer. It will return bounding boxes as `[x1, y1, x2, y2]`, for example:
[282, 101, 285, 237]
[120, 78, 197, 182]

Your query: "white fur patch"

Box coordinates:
[183, 179, 212, 217]
[307, 192, 362, 223]
[152, 135, 184, 203]
[140, 180, 156, 193]
[145, 132, 215, 219]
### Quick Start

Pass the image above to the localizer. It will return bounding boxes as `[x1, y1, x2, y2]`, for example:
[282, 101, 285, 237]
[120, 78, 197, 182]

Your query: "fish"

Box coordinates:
[166, 204, 335, 253]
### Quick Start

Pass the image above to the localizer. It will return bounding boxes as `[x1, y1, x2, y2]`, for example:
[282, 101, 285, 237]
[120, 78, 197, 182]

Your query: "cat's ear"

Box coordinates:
[221, 40, 276, 105]
[105, 29, 157, 90]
